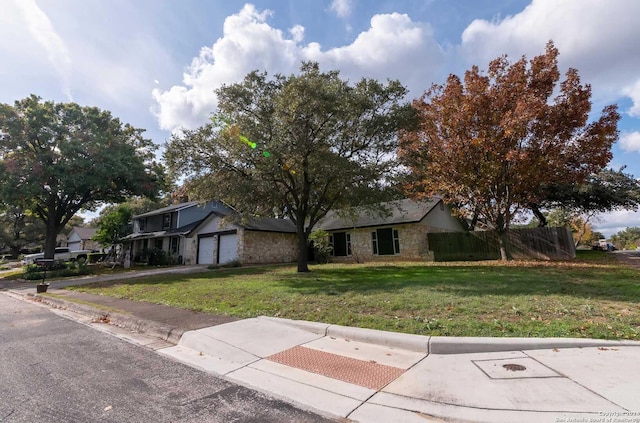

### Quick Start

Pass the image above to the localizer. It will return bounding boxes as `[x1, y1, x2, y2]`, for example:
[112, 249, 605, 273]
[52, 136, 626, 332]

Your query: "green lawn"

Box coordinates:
[70, 251, 640, 340]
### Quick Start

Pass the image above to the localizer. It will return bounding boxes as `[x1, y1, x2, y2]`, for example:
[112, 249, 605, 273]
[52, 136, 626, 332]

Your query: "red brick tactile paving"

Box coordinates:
[266, 345, 405, 390]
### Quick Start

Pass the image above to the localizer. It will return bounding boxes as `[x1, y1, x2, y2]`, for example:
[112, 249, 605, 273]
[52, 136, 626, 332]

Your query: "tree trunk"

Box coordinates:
[530, 204, 547, 227]
[296, 221, 310, 273]
[574, 219, 588, 248]
[10, 245, 21, 259]
[497, 230, 509, 261]
[495, 214, 510, 261]
[43, 217, 59, 259]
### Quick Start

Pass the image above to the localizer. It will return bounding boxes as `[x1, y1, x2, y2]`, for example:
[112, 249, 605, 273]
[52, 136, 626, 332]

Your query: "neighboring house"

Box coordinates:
[56, 232, 68, 248]
[317, 198, 464, 262]
[122, 200, 298, 265]
[123, 197, 463, 266]
[186, 212, 297, 265]
[67, 227, 101, 251]
[122, 201, 232, 264]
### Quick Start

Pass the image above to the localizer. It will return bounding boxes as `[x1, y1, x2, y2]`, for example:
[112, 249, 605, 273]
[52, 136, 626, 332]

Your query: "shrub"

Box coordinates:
[208, 260, 242, 269]
[88, 253, 107, 263]
[223, 259, 242, 268]
[22, 260, 90, 280]
[135, 248, 180, 266]
[309, 229, 332, 264]
[25, 260, 68, 274]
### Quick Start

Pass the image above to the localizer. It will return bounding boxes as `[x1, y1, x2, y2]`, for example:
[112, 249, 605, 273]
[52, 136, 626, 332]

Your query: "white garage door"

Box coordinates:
[218, 233, 238, 264]
[198, 237, 215, 265]
[67, 241, 81, 251]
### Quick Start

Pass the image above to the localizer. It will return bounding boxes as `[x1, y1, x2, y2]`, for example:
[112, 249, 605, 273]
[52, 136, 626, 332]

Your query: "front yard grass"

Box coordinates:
[70, 251, 640, 340]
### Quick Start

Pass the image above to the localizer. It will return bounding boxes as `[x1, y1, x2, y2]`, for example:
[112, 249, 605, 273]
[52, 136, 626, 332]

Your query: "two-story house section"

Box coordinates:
[123, 200, 232, 264]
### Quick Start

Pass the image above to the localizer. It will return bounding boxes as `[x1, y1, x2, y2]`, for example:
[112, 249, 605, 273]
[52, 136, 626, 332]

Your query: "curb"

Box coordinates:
[427, 336, 640, 354]
[264, 316, 640, 354]
[11, 293, 640, 355]
[11, 291, 185, 344]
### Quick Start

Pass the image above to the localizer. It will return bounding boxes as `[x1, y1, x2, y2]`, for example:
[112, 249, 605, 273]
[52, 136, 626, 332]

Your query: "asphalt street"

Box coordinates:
[0, 294, 335, 423]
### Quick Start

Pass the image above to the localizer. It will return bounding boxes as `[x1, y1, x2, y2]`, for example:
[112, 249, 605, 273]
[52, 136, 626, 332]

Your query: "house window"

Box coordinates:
[170, 237, 179, 254]
[154, 238, 163, 249]
[329, 232, 351, 256]
[371, 228, 400, 255]
[138, 218, 146, 232]
[162, 213, 171, 229]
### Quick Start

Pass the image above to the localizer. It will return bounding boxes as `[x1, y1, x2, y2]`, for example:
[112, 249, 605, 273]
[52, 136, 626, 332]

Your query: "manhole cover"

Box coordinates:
[473, 357, 559, 379]
[502, 363, 527, 371]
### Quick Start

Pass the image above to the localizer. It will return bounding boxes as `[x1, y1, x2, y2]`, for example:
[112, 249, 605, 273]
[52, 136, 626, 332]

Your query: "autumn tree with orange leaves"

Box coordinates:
[399, 42, 619, 260]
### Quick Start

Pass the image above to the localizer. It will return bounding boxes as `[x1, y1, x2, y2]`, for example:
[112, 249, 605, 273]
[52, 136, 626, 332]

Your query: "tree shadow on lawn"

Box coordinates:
[277, 264, 640, 303]
[78, 263, 639, 304]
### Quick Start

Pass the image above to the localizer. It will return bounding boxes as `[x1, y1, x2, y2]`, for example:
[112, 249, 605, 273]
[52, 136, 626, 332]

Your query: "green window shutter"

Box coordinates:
[376, 228, 395, 255]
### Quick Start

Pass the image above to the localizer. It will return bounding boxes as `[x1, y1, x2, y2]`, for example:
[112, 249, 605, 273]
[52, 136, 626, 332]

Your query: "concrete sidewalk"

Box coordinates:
[158, 316, 640, 422]
[4, 272, 640, 423]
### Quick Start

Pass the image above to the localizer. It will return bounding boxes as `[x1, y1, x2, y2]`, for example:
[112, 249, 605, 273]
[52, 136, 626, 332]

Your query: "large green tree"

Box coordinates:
[0, 95, 165, 259]
[611, 227, 640, 250]
[165, 62, 414, 272]
[91, 196, 171, 252]
[0, 205, 45, 258]
[399, 42, 619, 260]
[533, 168, 640, 226]
[92, 204, 133, 255]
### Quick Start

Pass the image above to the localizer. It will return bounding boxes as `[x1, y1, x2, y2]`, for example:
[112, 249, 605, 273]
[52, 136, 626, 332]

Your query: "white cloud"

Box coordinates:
[623, 79, 640, 118]
[289, 25, 305, 43]
[13, 0, 73, 100]
[330, 0, 354, 19]
[595, 209, 640, 238]
[152, 5, 444, 132]
[303, 13, 443, 94]
[459, 0, 640, 108]
[152, 4, 300, 131]
[620, 132, 640, 153]
[1, 0, 176, 124]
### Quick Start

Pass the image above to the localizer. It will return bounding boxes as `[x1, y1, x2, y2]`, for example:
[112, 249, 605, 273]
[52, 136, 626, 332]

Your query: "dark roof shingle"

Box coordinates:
[317, 198, 441, 231]
[133, 201, 200, 219]
[70, 227, 98, 239]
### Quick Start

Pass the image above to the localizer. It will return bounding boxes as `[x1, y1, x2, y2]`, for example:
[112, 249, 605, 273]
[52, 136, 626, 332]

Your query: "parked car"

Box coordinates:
[21, 247, 93, 265]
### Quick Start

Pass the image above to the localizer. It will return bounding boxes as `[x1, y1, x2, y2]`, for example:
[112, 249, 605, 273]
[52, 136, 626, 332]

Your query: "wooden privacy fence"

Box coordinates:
[427, 227, 576, 261]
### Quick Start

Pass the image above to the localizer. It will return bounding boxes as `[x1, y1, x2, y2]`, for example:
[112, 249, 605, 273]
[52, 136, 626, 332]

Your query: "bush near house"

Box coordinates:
[134, 248, 180, 266]
[21, 260, 91, 280]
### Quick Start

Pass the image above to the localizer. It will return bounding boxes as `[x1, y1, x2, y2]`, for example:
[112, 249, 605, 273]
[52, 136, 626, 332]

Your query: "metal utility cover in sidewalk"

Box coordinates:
[473, 357, 561, 379]
[267, 346, 405, 390]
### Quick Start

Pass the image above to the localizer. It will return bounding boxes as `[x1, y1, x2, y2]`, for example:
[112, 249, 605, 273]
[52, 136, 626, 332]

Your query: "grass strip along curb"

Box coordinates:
[69, 252, 640, 340]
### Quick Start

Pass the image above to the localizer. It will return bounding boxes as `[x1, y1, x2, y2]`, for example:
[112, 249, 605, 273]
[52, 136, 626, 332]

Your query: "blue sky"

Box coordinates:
[2, 0, 640, 236]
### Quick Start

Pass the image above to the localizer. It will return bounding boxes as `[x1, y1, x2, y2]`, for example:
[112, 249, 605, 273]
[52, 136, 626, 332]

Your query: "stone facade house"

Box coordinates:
[122, 197, 463, 266]
[186, 212, 297, 265]
[122, 200, 297, 265]
[317, 198, 464, 262]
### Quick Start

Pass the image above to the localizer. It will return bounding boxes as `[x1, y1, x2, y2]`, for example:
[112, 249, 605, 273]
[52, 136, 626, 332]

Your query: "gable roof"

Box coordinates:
[133, 201, 200, 219]
[190, 211, 296, 235]
[317, 198, 442, 231]
[69, 227, 98, 240]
